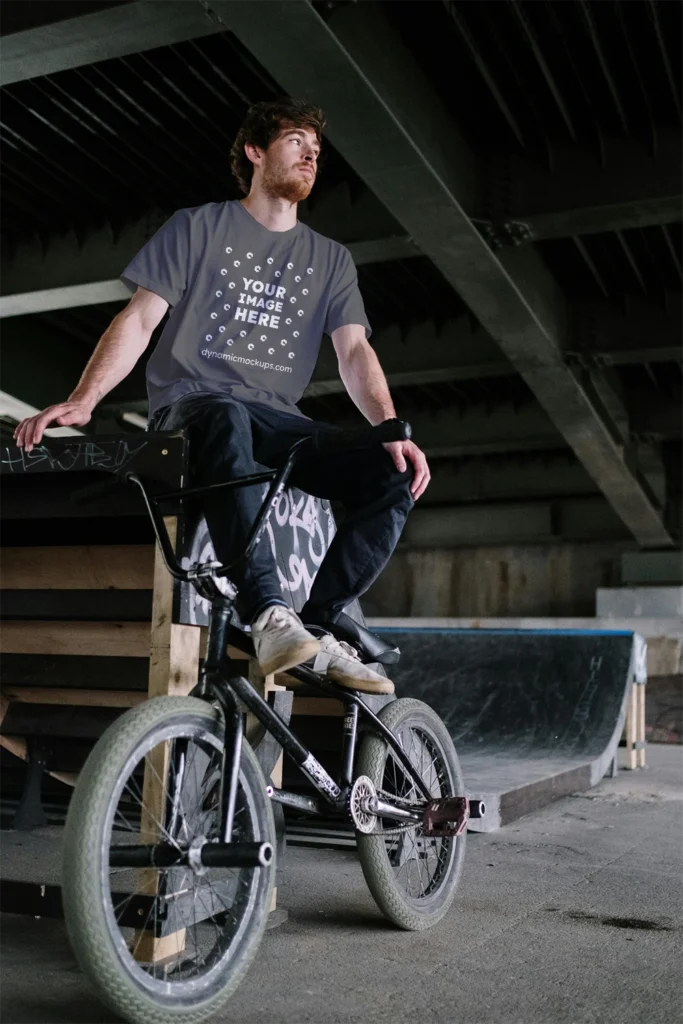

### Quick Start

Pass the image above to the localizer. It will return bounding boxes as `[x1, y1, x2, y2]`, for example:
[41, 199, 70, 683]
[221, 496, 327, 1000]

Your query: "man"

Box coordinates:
[14, 98, 430, 692]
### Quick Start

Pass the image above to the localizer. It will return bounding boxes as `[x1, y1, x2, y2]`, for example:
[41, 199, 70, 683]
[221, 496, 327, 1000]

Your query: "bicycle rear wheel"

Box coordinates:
[62, 696, 275, 1024]
[355, 698, 466, 930]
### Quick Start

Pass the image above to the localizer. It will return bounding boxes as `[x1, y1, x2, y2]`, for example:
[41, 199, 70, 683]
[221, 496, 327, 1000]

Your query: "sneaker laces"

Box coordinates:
[322, 634, 362, 662]
[257, 605, 295, 633]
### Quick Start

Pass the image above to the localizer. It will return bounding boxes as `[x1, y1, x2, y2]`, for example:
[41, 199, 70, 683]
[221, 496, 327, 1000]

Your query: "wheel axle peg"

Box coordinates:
[469, 799, 486, 819]
[422, 796, 470, 837]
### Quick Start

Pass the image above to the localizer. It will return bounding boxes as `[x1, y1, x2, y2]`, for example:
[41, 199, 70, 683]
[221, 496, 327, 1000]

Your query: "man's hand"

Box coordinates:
[383, 439, 431, 500]
[13, 399, 94, 452]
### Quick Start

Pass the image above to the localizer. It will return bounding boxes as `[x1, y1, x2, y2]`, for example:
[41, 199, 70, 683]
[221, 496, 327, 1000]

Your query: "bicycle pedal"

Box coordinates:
[422, 797, 469, 837]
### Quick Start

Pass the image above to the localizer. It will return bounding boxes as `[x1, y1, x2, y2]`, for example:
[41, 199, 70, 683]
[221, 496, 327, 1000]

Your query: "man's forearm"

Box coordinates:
[69, 310, 151, 410]
[338, 342, 396, 425]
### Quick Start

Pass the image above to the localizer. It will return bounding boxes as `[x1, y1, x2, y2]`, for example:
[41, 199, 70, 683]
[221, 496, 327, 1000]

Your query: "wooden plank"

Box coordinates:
[624, 683, 638, 770]
[1, 621, 152, 658]
[0, 687, 144, 708]
[2, 546, 154, 589]
[637, 683, 647, 769]
[135, 516, 198, 961]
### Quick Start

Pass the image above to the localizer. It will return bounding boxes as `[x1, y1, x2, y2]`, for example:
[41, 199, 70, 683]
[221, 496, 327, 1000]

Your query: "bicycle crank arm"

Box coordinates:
[367, 798, 422, 823]
[109, 841, 273, 870]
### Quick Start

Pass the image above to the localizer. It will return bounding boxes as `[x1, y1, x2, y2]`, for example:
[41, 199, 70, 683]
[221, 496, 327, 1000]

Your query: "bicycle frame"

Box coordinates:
[193, 593, 431, 844]
[123, 436, 433, 844]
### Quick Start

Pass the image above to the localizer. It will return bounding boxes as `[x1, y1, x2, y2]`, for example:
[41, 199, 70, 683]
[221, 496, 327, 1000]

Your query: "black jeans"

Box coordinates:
[151, 393, 414, 625]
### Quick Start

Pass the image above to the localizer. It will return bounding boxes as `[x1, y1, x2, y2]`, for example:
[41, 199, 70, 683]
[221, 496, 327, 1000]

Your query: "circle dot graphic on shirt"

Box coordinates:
[281, 339, 287, 346]
[298, 310, 304, 317]
[275, 271, 281, 278]
[268, 348, 274, 354]
[307, 268, 313, 274]
[247, 252, 253, 259]
[267, 257, 274, 264]
[205, 334, 212, 341]
[216, 290, 223, 298]
[285, 318, 292, 325]
[227, 339, 234, 345]
[260, 334, 267, 341]
[225, 247, 232, 253]
[290, 297, 296, 304]
[240, 330, 247, 337]
[293, 331, 299, 338]
[234, 261, 240, 267]
[219, 326, 225, 333]
[295, 275, 301, 283]
[288, 352, 295, 359]
[287, 262, 294, 269]
[210, 312, 218, 319]
[229, 282, 235, 289]
[255, 265, 261, 272]
[248, 344, 254, 350]
[224, 303, 231, 310]
[220, 269, 227, 276]
[302, 288, 309, 295]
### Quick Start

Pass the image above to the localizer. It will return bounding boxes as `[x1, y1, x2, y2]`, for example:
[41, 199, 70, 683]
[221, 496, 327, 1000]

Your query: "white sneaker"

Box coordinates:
[312, 634, 394, 695]
[251, 605, 321, 677]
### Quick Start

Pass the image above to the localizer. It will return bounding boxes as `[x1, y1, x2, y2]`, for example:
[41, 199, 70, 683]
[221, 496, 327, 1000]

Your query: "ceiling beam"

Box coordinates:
[0, 391, 82, 437]
[422, 453, 598, 505]
[308, 315, 511, 395]
[480, 133, 682, 242]
[401, 497, 630, 548]
[0, 203, 416, 312]
[333, 402, 566, 459]
[212, 0, 670, 547]
[0, 1, 223, 87]
[570, 295, 682, 367]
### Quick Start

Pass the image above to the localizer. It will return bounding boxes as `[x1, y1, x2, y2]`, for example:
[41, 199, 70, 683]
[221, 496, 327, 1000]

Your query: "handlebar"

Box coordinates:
[70, 419, 412, 587]
[310, 418, 411, 454]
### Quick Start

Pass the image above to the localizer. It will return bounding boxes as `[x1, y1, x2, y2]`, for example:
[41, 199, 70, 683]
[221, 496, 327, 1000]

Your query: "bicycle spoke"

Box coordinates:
[92, 717, 270, 990]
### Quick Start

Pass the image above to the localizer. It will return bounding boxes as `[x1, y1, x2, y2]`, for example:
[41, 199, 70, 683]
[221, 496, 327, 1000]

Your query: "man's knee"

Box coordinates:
[377, 452, 415, 510]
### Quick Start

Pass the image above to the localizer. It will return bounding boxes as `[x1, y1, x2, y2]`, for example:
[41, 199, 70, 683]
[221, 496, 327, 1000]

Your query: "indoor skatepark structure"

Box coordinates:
[372, 625, 647, 832]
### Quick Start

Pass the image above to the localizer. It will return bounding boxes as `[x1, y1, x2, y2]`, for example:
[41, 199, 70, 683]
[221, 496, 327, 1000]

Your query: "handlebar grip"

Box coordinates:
[70, 472, 133, 507]
[311, 418, 412, 455]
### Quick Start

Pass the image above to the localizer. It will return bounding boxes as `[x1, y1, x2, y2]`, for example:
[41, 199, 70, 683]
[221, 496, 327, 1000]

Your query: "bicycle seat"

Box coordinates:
[305, 612, 400, 666]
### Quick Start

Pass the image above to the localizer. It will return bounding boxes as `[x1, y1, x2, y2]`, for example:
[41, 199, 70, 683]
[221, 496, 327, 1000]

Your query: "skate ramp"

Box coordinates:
[374, 627, 646, 831]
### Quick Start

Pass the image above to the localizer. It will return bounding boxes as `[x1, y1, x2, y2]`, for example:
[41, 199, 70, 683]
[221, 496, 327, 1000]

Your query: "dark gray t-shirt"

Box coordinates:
[121, 200, 371, 418]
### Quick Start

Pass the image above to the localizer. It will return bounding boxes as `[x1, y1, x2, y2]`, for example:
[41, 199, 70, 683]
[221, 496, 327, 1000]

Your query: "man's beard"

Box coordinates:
[262, 163, 314, 203]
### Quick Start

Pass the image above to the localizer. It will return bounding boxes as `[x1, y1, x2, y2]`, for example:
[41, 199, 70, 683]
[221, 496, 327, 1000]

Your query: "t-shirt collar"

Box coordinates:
[233, 199, 301, 242]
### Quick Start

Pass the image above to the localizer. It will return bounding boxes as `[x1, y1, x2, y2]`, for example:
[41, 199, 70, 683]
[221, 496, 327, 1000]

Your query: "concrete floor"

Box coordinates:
[1, 745, 681, 1024]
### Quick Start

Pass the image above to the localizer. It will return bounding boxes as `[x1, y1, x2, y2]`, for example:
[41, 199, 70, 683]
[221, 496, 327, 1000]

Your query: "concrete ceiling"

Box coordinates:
[0, 0, 681, 548]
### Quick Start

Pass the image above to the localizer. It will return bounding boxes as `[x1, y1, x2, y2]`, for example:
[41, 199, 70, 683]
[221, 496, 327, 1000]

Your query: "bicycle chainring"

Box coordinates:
[348, 775, 378, 834]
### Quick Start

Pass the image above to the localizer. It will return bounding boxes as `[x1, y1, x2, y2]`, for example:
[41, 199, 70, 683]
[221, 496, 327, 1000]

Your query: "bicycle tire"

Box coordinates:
[355, 697, 466, 931]
[61, 696, 275, 1024]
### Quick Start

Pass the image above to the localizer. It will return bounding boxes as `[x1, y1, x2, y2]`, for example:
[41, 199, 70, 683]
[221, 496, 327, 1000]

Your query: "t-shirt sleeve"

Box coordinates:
[120, 209, 191, 308]
[324, 249, 372, 338]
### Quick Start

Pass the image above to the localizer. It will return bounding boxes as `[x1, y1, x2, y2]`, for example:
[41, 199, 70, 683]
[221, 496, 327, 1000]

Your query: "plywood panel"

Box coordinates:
[2, 546, 154, 590]
[1, 621, 151, 658]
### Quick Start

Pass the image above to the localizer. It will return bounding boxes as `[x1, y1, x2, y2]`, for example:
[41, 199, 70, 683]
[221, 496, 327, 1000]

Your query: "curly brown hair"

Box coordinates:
[230, 98, 326, 195]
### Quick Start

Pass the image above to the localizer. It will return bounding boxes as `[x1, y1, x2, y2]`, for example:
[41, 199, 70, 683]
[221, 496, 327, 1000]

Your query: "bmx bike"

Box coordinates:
[60, 418, 475, 1024]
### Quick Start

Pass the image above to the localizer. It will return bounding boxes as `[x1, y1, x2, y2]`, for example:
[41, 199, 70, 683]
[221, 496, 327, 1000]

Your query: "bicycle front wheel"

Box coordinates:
[355, 697, 466, 931]
[62, 696, 275, 1024]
